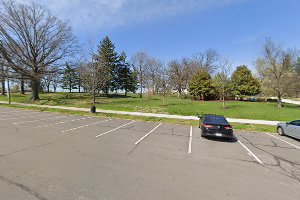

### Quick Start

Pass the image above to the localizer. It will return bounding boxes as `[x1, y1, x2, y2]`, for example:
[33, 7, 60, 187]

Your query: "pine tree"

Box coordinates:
[117, 52, 138, 95]
[61, 63, 78, 93]
[95, 36, 119, 95]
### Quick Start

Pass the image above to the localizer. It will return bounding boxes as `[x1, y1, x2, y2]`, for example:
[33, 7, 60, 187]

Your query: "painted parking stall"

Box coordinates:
[0, 106, 300, 200]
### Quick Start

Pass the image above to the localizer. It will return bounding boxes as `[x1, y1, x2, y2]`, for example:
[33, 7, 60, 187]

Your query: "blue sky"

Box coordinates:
[22, 0, 300, 71]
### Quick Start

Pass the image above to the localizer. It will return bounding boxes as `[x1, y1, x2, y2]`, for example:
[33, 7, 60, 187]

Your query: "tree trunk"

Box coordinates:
[31, 79, 40, 101]
[177, 88, 182, 98]
[93, 88, 96, 105]
[1, 79, 5, 95]
[20, 78, 25, 94]
[7, 70, 11, 104]
[105, 86, 109, 96]
[139, 64, 143, 98]
[125, 91, 127, 96]
[0, 64, 5, 95]
[69, 79, 72, 93]
[222, 88, 226, 109]
[277, 93, 282, 108]
[139, 81, 143, 98]
[78, 79, 81, 93]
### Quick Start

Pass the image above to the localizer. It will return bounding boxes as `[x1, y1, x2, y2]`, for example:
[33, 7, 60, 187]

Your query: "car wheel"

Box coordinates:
[277, 127, 285, 136]
[201, 131, 205, 137]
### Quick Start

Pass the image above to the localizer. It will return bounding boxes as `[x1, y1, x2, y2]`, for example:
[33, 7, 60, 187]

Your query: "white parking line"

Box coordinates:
[13, 116, 67, 125]
[188, 126, 193, 154]
[35, 117, 93, 128]
[265, 133, 300, 150]
[0, 110, 32, 114]
[61, 119, 112, 133]
[234, 136, 264, 165]
[0, 110, 39, 117]
[134, 123, 162, 145]
[95, 121, 135, 138]
[0, 113, 55, 121]
[1, 112, 34, 117]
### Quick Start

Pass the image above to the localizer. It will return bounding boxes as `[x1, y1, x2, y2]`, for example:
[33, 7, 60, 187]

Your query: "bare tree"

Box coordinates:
[77, 61, 88, 93]
[0, 0, 77, 100]
[43, 74, 53, 93]
[190, 49, 220, 74]
[213, 58, 232, 109]
[256, 38, 297, 108]
[168, 59, 188, 98]
[80, 60, 109, 102]
[291, 58, 300, 98]
[132, 51, 150, 98]
[43, 68, 60, 93]
[78, 40, 110, 104]
[292, 72, 300, 98]
[157, 63, 170, 105]
[144, 57, 163, 95]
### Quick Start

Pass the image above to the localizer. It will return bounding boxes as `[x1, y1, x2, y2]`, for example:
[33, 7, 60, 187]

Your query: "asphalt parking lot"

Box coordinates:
[0, 107, 300, 200]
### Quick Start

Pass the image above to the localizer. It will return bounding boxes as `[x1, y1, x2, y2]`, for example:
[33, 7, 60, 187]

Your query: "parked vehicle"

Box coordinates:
[277, 120, 300, 140]
[199, 114, 233, 139]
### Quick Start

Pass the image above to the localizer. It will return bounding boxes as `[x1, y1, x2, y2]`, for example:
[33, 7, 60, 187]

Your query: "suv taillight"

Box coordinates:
[224, 126, 232, 130]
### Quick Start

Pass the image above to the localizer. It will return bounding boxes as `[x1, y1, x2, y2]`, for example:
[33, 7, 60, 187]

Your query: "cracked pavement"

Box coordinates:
[1, 106, 300, 200]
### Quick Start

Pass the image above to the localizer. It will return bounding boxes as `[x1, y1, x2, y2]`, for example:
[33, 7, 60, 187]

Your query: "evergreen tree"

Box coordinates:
[61, 63, 78, 93]
[117, 52, 138, 95]
[231, 65, 261, 97]
[188, 70, 215, 100]
[95, 36, 119, 94]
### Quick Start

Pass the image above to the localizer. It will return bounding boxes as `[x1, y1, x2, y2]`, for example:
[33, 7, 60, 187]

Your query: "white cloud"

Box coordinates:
[19, 0, 246, 31]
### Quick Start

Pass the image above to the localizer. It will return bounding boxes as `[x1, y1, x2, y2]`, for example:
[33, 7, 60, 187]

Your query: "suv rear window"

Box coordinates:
[203, 115, 229, 125]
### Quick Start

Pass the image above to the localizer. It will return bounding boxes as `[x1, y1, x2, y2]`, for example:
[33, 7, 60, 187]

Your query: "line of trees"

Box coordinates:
[1, 1, 299, 109]
[188, 64, 261, 108]
[0, 1, 138, 101]
[62, 36, 138, 97]
[31, 36, 139, 97]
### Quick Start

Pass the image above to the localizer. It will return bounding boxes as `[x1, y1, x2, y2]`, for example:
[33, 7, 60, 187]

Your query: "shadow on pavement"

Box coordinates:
[203, 135, 238, 143]
[284, 135, 300, 143]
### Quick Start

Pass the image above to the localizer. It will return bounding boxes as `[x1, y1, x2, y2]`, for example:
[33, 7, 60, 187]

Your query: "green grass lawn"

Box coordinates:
[0, 104, 277, 133]
[0, 92, 299, 122]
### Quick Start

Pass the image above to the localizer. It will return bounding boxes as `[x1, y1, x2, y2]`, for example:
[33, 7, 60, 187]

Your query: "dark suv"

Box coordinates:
[199, 114, 233, 139]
